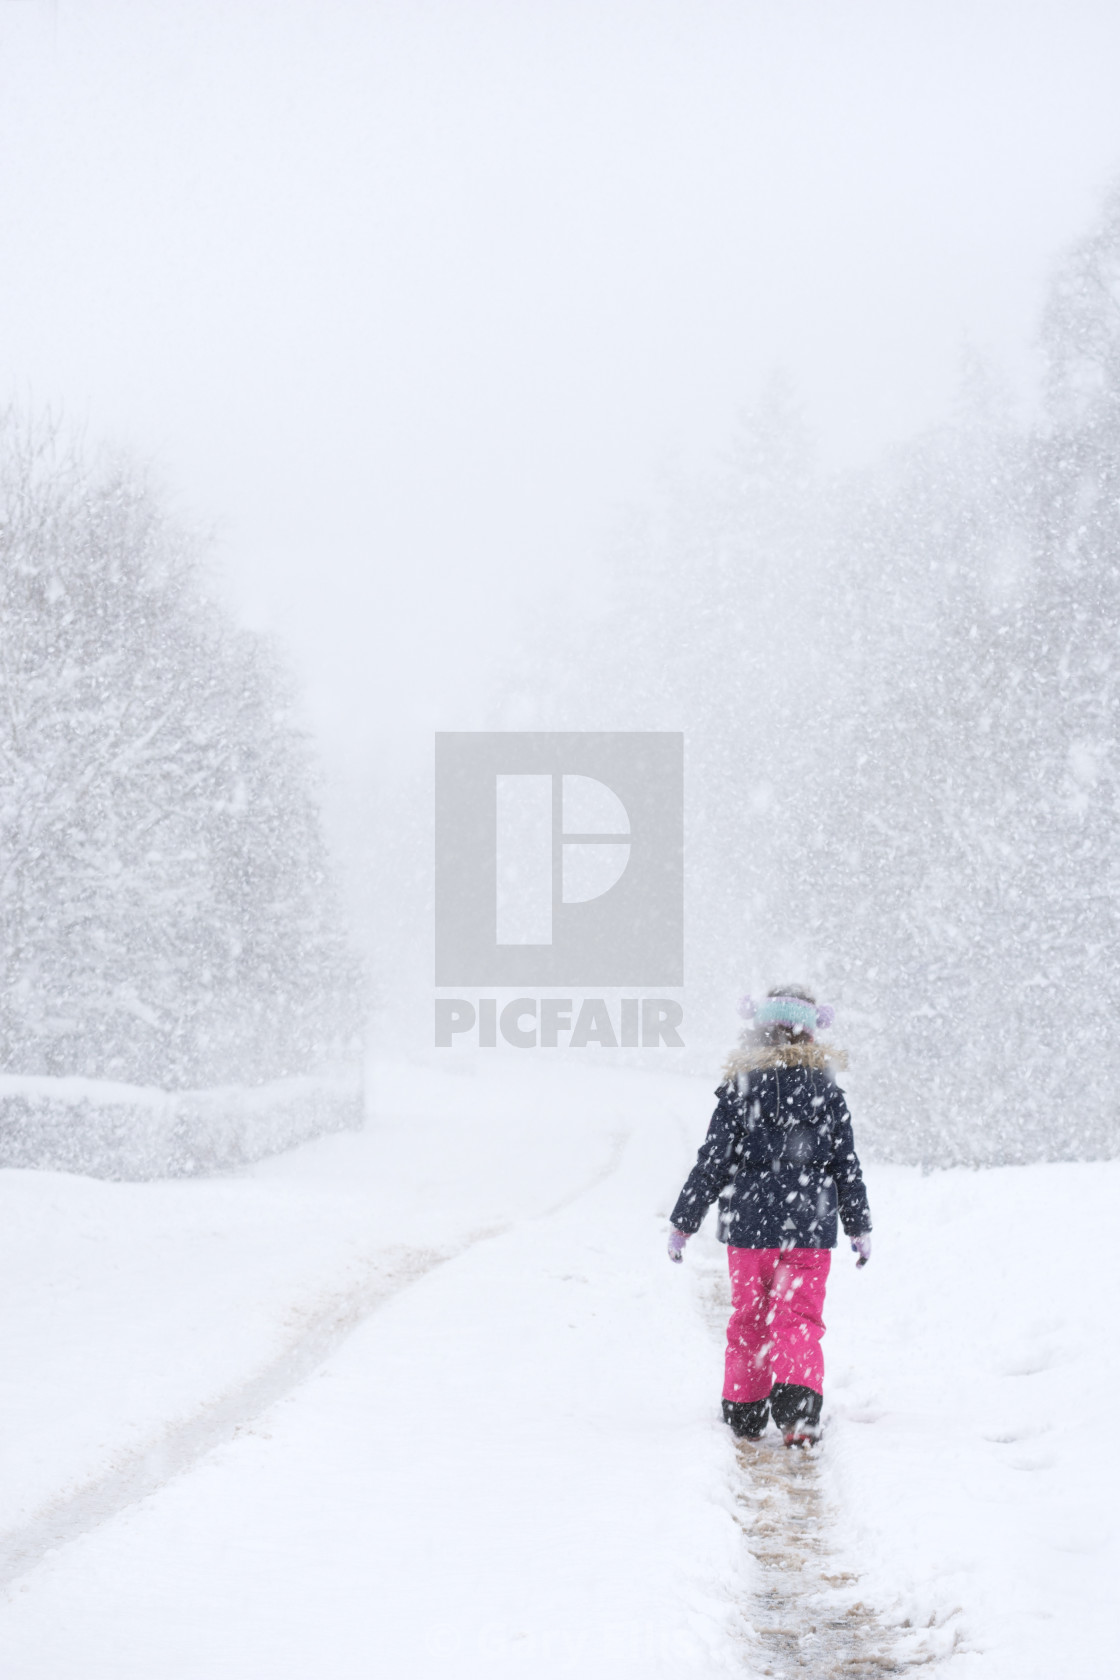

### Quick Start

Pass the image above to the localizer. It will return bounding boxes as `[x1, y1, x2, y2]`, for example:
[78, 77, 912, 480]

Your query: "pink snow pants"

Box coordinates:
[723, 1246, 831, 1403]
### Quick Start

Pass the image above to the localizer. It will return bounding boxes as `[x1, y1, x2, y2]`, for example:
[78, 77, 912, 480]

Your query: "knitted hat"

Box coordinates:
[738, 987, 835, 1035]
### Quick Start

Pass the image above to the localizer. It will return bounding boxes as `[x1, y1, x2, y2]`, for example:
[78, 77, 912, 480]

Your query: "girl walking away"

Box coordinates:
[667, 985, 871, 1447]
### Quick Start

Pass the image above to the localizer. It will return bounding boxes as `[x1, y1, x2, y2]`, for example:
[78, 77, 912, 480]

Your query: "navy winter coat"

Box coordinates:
[670, 1053, 871, 1249]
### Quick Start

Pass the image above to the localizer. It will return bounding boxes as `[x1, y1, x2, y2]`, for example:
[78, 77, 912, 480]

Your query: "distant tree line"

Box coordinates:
[526, 184, 1120, 1165]
[0, 420, 363, 1088]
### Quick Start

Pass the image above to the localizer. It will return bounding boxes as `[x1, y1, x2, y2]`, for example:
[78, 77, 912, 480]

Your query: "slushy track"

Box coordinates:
[0, 1129, 630, 1593]
[695, 1259, 929, 1676]
[0, 1240, 456, 1591]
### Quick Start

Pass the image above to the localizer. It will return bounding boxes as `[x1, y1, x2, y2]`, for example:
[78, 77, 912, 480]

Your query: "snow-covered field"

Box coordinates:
[0, 1060, 1115, 1677]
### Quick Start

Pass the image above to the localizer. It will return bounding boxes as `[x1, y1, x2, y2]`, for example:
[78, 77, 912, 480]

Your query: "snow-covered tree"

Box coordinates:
[0, 419, 362, 1086]
[526, 187, 1120, 1166]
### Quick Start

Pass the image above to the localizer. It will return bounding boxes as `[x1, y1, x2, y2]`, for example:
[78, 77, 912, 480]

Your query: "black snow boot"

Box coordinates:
[769, 1383, 822, 1446]
[722, 1397, 770, 1440]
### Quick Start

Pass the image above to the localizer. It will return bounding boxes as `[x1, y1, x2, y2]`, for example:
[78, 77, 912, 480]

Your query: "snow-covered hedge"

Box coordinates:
[0, 1072, 364, 1180]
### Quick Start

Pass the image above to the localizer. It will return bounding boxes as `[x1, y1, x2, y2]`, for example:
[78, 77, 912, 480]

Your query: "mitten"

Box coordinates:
[667, 1227, 690, 1264]
[851, 1234, 871, 1268]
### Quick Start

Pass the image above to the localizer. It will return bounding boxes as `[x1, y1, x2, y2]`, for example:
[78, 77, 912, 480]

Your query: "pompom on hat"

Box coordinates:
[738, 992, 835, 1033]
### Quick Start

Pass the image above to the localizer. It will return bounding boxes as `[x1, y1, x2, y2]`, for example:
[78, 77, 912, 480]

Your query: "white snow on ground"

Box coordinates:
[0, 1060, 1115, 1676]
[820, 1160, 1120, 1677]
[0, 1063, 626, 1531]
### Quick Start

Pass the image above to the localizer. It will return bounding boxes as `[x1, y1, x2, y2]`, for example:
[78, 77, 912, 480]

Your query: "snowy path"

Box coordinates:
[0, 1065, 748, 1677]
[0, 1062, 1116, 1677]
[694, 1258, 913, 1677]
[0, 1241, 450, 1587]
[0, 1103, 629, 1589]
[0, 1063, 623, 1537]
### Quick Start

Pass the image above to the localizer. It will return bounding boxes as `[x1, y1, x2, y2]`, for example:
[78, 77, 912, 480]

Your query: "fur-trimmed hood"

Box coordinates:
[671, 1040, 870, 1247]
[722, 1039, 849, 1080]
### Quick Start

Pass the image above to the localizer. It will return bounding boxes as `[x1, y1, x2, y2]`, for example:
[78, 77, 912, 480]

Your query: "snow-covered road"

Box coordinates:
[0, 1061, 1115, 1677]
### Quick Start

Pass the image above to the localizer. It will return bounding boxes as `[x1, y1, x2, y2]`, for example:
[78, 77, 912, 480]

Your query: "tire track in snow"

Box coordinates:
[0, 1129, 630, 1592]
[694, 1257, 938, 1676]
[0, 1240, 458, 1592]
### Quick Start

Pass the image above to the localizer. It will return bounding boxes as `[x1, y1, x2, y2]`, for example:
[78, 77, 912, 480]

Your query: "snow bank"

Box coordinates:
[0, 1072, 363, 1178]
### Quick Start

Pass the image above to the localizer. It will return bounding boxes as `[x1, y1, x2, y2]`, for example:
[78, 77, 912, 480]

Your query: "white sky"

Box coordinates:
[2, 0, 1120, 766]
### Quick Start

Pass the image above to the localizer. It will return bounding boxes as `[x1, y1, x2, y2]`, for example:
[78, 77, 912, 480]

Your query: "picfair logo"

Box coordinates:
[434, 732, 683, 986]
